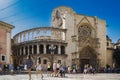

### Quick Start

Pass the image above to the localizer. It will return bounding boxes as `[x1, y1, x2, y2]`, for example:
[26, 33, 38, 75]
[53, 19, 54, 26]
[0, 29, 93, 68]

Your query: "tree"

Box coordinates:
[113, 48, 120, 68]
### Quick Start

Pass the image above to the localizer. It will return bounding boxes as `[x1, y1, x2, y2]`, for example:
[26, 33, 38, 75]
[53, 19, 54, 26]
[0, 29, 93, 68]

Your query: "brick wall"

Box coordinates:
[0, 27, 7, 64]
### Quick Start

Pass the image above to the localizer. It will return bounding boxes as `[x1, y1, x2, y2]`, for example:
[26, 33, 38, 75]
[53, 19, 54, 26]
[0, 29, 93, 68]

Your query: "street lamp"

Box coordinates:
[49, 45, 56, 67]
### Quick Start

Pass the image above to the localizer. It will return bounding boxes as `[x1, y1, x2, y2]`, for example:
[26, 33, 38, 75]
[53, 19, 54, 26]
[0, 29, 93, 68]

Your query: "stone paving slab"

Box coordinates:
[0, 74, 120, 80]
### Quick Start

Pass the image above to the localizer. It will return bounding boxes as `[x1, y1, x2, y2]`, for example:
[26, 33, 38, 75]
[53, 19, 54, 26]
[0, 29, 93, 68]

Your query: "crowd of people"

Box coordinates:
[24, 55, 67, 80]
[0, 55, 97, 80]
[83, 64, 96, 74]
[0, 63, 14, 75]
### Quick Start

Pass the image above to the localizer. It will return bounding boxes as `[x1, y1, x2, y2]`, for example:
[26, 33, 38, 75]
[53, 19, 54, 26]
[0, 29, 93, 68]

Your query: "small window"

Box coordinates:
[58, 60, 61, 64]
[43, 59, 47, 64]
[117, 46, 119, 49]
[2, 55, 5, 61]
[107, 42, 109, 46]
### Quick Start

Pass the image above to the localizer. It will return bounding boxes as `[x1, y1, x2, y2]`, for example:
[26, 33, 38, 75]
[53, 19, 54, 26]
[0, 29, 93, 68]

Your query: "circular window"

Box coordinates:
[78, 25, 91, 37]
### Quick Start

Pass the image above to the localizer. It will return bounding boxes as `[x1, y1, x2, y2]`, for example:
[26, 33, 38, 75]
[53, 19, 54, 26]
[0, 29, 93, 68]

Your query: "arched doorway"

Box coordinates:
[79, 46, 97, 72]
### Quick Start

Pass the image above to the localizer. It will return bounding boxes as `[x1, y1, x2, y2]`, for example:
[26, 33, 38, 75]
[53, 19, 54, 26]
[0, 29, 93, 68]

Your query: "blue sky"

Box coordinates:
[0, 0, 120, 43]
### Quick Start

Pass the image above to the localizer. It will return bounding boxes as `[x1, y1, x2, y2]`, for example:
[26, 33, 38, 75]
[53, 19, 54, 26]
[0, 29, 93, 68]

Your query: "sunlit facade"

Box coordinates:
[0, 21, 14, 65]
[12, 6, 115, 70]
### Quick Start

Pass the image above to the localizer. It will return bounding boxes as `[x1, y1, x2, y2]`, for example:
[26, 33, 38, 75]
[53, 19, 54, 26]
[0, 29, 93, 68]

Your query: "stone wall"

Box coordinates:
[51, 6, 107, 68]
[0, 21, 14, 64]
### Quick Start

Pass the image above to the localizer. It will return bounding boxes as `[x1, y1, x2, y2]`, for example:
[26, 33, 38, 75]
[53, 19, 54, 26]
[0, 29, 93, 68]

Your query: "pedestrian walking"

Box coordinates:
[47, 62, 51, 77]
[56, 62, 60, 76]
[36, 58, 43, 79]
[9, 64, 14, 75]
[83, 64, 87, 74]
[59, 64, 65, 77]
[0, 66, 2, 75]
[68, 66, 71, 73]
[26, 55, 33, 80]
[53, 61, 57, 77]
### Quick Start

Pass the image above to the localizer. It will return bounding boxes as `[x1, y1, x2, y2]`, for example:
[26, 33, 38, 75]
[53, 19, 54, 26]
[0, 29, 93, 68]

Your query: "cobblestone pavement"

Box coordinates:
[0, 73, 120, 80]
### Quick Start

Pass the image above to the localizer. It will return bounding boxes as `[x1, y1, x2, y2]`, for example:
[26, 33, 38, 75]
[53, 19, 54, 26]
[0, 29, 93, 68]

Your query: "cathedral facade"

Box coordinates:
[12, 6, 113, 70]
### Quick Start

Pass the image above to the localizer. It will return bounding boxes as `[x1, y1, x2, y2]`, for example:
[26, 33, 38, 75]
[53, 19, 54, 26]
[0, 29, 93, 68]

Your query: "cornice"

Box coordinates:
[0, 21, 15, 29]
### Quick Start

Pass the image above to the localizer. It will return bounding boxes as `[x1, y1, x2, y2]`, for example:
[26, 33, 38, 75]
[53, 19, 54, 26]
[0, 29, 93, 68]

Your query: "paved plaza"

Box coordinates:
[0, 73, 120, 80]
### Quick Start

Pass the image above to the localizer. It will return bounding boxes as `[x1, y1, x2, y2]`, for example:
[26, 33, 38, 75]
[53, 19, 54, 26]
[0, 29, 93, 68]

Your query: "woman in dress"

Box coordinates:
[36, 58, 43, 79]
[53, 61, 57, 77]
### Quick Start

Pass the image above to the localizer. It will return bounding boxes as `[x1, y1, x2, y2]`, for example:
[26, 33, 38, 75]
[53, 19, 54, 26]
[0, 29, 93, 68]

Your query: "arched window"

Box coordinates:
[78, 25, 91, 38]
[34, 45, 37, 54]
[43, 59, 47, 64]
[25, 46, 28, 55]
[107, 42, 109, 46]
[46, 44, 51, 54]
[29, 45, 32, 54]
[61, 46, 65, 54]
[21, 47, 23, 55]
[40, 44, 43, 54]
[54, 45, 58, 54]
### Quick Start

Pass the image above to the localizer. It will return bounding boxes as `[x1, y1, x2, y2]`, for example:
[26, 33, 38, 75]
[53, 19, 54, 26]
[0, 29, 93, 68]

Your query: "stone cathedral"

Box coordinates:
[12, 6, 114, 71]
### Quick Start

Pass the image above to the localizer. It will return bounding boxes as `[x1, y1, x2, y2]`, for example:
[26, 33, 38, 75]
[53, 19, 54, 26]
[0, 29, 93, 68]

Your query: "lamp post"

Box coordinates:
[49, 45, 56, 67]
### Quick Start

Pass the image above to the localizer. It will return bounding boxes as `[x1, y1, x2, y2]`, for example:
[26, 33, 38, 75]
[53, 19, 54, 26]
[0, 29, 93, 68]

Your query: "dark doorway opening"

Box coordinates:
[80, 59, 89, 73]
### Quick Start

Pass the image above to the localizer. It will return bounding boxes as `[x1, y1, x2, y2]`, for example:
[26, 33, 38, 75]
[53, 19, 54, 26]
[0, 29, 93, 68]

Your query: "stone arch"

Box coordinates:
[77, 17, 96, 38]
[79, 46, 97, 72]
[78, 24, 92, 38]
[77, 17, 93, 28]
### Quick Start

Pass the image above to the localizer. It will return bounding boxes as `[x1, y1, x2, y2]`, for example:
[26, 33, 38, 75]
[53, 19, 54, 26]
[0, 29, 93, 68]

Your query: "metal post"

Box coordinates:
[49, 45, 56, 67]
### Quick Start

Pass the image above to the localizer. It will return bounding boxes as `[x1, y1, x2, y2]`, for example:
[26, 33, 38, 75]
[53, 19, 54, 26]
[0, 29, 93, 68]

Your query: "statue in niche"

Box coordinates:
[52, 9, 66, 28]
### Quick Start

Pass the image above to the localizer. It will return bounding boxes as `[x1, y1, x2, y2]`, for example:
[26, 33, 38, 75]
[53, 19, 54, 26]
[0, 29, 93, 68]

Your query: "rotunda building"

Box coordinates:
[12, 27, 67, 70]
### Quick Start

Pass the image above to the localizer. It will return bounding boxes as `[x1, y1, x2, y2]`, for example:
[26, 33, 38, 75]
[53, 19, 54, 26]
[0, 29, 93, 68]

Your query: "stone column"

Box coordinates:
[23, 46, 25, 55]
[20, 34, 22, 43]
[32, 45, 34, 54]
[37, 44, 39, 54]
[44, 44, 46, 54]
[65, 46, 66, 54]
[32, 31, 34, 40]
[23, 33, 26, 42]
[17, 36, 19, 43]
[62, 32, 65, 40]
[43, 30, 47, 37]
[28, 32, 30, 41]
[37, 30, 40, 37]
[6, 32, 11, 64]
[58, 45, 61, 54]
